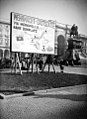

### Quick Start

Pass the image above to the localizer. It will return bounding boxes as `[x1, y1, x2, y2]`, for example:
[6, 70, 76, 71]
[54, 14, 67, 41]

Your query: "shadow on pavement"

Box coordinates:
[58, 104, 87, 119]
[34, 94, 87, 102]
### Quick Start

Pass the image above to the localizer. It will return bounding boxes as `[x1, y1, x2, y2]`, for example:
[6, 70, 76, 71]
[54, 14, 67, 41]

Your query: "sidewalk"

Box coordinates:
[0, 84, 87, 100]
[34, 84, 87, 95]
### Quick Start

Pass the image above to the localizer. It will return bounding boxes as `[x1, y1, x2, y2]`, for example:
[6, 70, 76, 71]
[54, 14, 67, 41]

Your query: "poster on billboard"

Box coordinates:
[10, 12, 55, 54]
[0, 22, 10, 47]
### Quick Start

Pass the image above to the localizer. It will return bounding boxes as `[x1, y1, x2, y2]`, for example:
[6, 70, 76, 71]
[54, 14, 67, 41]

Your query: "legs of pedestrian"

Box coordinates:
[52, 63, 56, 73]
[42, 63, 46, 72]
[48, 63, 50, 73]
[36, 62, 40, 74]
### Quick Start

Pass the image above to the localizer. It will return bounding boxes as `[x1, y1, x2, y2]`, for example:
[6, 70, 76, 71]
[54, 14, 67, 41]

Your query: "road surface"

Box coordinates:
[0, 84, 87, 119]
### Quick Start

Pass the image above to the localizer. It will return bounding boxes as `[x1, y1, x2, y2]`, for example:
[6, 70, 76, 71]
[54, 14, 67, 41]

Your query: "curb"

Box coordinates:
[23, 91, 35, 96]
[46, 84, 87, 92]
[0, 91, 35, 99]
[0, 84, 87, 99]
[0, 93, 5, 99]
[34, 84, 87, 95]
[0, 90, 28, 93]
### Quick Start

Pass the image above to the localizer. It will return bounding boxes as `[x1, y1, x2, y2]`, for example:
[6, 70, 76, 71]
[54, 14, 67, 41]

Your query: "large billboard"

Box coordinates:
[10, 12, 55, 54]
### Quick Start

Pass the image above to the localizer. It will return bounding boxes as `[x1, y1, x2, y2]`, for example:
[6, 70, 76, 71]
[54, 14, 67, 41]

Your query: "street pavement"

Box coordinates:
[0, 65, 87, 119]
[0, 84, 87, 119]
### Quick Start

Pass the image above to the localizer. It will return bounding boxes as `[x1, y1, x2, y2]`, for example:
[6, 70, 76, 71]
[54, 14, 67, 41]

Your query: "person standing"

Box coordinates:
[42, 55, 56, 73]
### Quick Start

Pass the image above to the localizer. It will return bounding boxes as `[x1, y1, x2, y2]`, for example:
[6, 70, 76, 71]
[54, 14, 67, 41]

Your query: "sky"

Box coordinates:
[0, 0, 87, 35]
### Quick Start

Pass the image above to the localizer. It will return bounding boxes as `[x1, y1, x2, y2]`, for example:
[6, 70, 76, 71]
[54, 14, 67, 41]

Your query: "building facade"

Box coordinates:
[0, 21, 10, 59]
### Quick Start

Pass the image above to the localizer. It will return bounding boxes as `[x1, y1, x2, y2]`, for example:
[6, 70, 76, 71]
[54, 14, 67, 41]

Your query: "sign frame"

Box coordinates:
[10, 12, 55, 54]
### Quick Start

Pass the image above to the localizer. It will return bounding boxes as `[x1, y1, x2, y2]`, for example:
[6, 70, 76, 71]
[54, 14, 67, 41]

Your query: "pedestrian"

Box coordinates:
[42, 55, 56, 73]
[11, 56, 15, 73]
[75, 50, 80, 65]
[60, 59, 64, 73]
[36, 54, 43, 74]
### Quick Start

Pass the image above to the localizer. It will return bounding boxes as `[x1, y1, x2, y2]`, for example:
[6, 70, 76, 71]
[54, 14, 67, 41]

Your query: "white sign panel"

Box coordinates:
[11, 12, 55, 54]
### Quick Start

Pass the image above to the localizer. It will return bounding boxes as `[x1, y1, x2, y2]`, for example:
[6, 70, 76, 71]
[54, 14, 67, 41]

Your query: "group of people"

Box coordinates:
[26, 54, 56, 74]
[10, 54, 65, 75]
